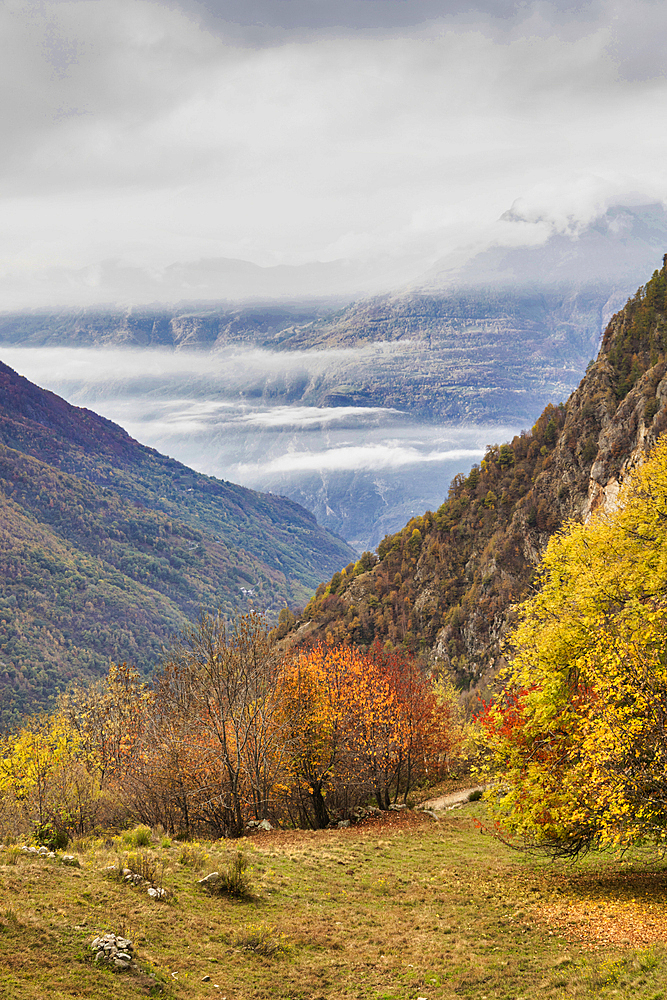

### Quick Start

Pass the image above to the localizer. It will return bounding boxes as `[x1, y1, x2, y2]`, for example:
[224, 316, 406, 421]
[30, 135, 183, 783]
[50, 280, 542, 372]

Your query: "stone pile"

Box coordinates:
[118, 866, 166, 898]
[245, 819, 272, 832]
[122, 867, 144, 885]
[21, 845, 55, 858]
[17, 845, 81, 864]
[90, 932, 135, 970]
[350, 805, 381, 822]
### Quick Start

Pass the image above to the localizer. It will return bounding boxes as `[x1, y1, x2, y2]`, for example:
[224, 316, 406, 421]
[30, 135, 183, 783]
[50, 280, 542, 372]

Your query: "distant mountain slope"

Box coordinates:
[0, 288, 616, 428]
[289, 259, 667, 702]
[2, 210, 662, 428]
[0, 208, 664, 433]
[0, 362, 355, 725]
[422, 203, 667, 293]
[0, 303, 332, 351]
[1, 204, 664, 561]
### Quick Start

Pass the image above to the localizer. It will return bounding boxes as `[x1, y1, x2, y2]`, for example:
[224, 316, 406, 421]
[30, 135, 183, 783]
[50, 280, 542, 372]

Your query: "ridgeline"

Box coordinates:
[0, 361, 355, 725]
[289, 259, 667, 702]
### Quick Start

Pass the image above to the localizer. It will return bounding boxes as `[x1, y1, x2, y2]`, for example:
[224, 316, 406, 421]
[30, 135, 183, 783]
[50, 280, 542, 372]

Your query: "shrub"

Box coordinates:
[70, 835, 95, 854]
[3, 846, 22, 865]
[234, 922, 293, 957]
[107, 850, 167, 892]
[468, 789, 483, 802]
[178, 843, 208, 870]
[124, 825, 152, 848]
[208, 852, 253, 899]
[2, 908, 19, 927]
[581, 436, 597, 464]
[645, 396, 660, 423]
[33, 821, 68, 851]
[124, 851, 165, 887]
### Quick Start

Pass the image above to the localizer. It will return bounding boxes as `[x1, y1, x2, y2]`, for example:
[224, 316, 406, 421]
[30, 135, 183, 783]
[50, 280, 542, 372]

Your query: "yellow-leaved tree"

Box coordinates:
[0, 712, 82, 845]
[481, 434, 667, 855]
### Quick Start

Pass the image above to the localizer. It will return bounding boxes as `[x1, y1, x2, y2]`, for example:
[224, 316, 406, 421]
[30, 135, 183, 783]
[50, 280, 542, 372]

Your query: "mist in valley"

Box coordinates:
[2, 345, 522, 552]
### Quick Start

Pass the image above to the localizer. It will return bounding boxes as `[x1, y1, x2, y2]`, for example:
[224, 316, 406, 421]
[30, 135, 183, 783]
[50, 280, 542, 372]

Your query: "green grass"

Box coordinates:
[2, 803, 667, 998]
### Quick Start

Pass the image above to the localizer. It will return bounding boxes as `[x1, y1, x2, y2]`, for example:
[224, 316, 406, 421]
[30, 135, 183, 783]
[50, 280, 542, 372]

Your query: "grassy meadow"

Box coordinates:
[1, 799, 667, 999]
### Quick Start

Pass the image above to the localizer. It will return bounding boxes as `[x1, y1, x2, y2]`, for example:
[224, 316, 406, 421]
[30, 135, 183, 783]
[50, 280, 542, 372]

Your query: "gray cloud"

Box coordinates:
[174, 0, 603, 36]
[1, 0, 667, 307]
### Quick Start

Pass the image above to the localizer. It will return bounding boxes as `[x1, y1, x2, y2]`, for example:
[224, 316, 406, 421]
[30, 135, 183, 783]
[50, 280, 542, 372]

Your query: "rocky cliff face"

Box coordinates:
[290, 260, 667, 700]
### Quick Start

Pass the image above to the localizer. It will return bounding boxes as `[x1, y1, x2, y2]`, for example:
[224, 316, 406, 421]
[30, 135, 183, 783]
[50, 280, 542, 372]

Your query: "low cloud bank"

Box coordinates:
[2, 345, 522, 547]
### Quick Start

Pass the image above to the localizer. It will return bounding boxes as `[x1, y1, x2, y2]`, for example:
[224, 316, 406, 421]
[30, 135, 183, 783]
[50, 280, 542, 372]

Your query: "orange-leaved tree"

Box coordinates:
[278, 640, 462, 825]
[277, 644, 351, 828]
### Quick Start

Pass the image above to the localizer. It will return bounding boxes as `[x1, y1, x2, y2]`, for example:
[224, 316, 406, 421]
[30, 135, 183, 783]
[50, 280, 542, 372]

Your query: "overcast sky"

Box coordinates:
[2, 0, 667, 308]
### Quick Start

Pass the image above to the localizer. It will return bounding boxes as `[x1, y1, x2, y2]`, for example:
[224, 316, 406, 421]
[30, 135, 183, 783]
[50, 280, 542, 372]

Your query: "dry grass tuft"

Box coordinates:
[177, 843, 209, 870]
[205, 851, 254, 899]
[233, 922, 293, 957]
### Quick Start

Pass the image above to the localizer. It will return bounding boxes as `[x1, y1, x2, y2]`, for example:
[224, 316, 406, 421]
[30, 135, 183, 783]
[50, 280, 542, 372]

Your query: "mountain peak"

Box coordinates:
[419, 202, 667, 294]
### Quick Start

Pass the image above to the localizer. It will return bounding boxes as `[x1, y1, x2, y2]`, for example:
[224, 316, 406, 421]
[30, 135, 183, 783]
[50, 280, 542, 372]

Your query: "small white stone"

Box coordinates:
[198, 871, 220, 885]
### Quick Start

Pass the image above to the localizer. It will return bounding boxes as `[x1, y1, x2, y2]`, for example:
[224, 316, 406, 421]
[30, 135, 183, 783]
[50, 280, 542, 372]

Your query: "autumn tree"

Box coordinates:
[0, 712, 83, 843]
[59, 662, 149, 784]
[481, 435, 667, 854]
[151, 611, 286, 837]
[277, 645, 350, 828]
[123, 669, 204, 837]
[278, 641, 461, 825]
[380, 644, 462, 801]
[342, 646, 402, 810]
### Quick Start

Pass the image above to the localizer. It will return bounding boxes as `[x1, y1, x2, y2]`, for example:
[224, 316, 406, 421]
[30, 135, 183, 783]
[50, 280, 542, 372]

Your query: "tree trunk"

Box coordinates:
[310, 780, 329, 828]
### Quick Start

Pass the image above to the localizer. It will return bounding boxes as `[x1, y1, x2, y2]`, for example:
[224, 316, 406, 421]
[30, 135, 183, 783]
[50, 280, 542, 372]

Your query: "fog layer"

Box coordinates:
[2, 346, 521, 550]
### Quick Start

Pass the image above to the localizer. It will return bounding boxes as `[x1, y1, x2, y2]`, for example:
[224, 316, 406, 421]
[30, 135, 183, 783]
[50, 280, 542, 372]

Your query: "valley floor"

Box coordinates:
[1, 804, 667, 999]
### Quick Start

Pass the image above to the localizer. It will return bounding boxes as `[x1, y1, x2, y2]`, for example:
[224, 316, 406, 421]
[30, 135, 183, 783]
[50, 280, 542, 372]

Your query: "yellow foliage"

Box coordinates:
[482, 435, 667, 853]
[0, 713, 81, 800]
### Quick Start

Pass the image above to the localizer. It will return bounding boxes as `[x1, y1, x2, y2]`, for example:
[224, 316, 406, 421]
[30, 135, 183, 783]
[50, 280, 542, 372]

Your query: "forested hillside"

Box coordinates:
[0, 362, 355, 725]
[291, 259, 667, 699]
[481, 433, 667, 855]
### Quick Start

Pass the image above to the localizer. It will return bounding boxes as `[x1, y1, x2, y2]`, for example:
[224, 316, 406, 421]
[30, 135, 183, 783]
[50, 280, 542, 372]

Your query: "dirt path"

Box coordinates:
[418, 785, 485, 810]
